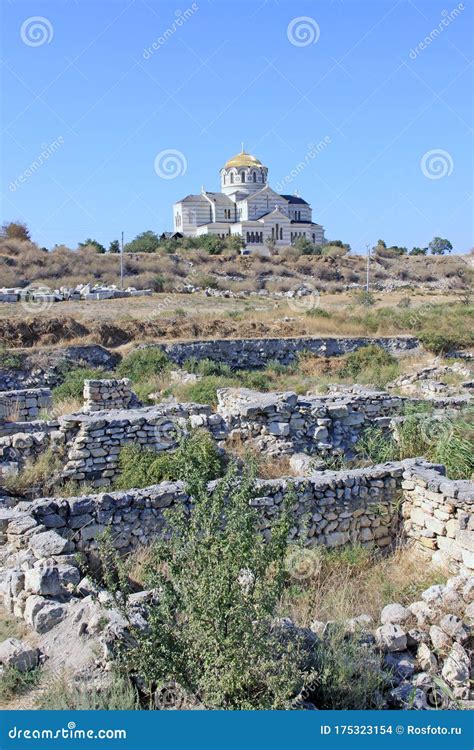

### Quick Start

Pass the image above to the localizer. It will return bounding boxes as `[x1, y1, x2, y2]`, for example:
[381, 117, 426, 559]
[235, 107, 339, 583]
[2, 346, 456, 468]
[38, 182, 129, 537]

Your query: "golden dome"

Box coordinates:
[224, 150, 263, 169]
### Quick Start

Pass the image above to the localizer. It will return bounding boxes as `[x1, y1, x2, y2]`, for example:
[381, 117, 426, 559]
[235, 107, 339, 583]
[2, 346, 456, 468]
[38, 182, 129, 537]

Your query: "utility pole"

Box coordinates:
[120, 231, 124, 290]
[366, 243, 371, 293]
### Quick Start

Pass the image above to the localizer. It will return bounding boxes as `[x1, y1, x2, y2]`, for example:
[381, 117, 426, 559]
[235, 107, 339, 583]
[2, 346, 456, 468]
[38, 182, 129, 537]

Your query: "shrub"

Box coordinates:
[104, 462, 307, 709]
[176, 375, 236, 407]
[117, 348, 169, 382]
[53, 366, 108, 402]
[309, 627, 385, 709]
[183, 357, 232, 377]
[340, 345, 397, 381]
[37, 673, 139, 709]
[418, 332, 471, 354]
[306, 307, 331, 318]
[0, 665, 41, 701]
[0, 348, 23, 369]
[115, 428, 224, 490]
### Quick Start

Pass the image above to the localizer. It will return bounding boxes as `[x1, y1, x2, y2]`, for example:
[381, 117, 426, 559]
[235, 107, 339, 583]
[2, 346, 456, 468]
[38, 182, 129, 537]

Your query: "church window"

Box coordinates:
[230, 173, 234, 183]
[246, 232, 250, 242]
[280, 227, 283, 240]
[253, 171, 257, 182]
[241, 171, 246, 183]
[271, 227, 275, 240]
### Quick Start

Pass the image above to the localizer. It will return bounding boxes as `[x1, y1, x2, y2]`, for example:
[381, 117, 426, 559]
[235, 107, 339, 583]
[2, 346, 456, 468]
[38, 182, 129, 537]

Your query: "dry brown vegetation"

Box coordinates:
[0, 238, 471, 294]
[281, 544, 447, 627]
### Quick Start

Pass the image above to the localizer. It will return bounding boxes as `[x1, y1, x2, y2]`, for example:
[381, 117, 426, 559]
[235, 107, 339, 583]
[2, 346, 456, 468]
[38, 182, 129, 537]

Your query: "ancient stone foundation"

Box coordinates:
[154, 335, 420, 370]
[0, 459, 472, 635]
[83, 378, 134, 412]
[0, 388, 52, 422]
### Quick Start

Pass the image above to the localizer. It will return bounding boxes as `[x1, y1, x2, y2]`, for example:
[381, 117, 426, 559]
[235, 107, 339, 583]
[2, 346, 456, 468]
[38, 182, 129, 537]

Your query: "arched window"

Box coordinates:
[241, 171, 246, 183]
[253, 171, 257, 182]
[280, 227, 283, 240]
[230, 172, 234, 183]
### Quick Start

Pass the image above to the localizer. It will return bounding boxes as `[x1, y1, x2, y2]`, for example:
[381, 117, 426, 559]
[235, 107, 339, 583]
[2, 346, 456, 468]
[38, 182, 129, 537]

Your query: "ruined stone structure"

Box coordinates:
[1, 459, 472, 637]
[83, 378, 134, 413]
[0, 388, 52, 422]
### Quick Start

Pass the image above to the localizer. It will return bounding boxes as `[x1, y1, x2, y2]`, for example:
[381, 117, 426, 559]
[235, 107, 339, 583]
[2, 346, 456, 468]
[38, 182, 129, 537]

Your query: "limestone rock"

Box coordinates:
[375, 623, 407, 652]
[441, 643, 470, 686]
[0, 638, 39, 672]
[380, 603, 412, 626]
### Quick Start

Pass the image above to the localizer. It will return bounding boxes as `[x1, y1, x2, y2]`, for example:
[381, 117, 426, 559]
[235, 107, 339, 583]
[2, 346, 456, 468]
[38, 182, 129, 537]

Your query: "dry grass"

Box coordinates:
[0, 605, 27, 641]
[282, 544, 447, 627]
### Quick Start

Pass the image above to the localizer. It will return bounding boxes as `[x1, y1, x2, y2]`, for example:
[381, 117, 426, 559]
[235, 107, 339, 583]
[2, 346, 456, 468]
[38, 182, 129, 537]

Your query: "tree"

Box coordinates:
[79, 238, 106, 253]
[0, 221, 31, 241]
[108, 240, 120, 254]
[293, 236, 321, 255]
[102, 460, 307, 709]
[429, 237, 453, 255]
[196, 234, 224, 255]
[409, 247, 427, 256]
[377, 239, 386, 248]
[124, 231, 160, 253]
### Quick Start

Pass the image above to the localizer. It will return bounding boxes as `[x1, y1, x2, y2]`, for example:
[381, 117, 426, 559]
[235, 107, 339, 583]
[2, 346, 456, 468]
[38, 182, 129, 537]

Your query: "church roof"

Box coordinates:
[204, 192, 233, 204]
[224, 150, 263, 168]
[280, 194, 309, 205]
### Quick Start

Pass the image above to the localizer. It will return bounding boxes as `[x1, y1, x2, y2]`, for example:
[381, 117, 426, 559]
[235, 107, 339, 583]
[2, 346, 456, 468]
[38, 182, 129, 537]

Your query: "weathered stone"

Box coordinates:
[441, 643, 470, 686]
[380, 603, 412, 626]
[0, 638, 39, 672]
[375, 623, 407, 652]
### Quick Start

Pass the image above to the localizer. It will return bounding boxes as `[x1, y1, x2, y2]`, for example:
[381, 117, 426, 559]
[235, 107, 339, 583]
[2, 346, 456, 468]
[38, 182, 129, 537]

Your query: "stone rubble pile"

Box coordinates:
[0, 284, 152, 304]
[389, 361, 473, 397]
[374, 577, 473, 708]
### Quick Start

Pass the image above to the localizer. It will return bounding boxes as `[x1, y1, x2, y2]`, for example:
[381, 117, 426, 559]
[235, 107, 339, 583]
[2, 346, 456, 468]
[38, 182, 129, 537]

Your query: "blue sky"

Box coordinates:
[1, 0, 472, 252]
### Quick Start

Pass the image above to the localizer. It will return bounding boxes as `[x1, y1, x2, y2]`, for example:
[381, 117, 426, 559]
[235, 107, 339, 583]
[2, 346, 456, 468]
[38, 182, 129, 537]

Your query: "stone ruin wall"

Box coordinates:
[156, 335, 420, 369]
[83, 378, 133, 413]
[0, 460, 472, 635]
[0, 383, 469, 484]
[0, 388, 52, 423]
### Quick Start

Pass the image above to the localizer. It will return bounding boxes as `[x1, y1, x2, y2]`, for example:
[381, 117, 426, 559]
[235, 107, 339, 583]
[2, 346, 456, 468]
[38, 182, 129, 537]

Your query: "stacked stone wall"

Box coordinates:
[1, 459, 472, 634]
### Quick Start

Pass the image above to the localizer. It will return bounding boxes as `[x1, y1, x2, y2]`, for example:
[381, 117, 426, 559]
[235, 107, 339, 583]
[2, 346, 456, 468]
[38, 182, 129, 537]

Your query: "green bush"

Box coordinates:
[339, 345, 399, 386]
[418, 332, 469, 355]
[357, 408, 474, 479]
[310, 627, 385, 709]
[177, 375, 237, 407]
[37, 673, 140, 709]
[104, 463, 307, 709]
[183, 357, 232, 377]
[53, 366, 108, 402]
[0, 665, 41, 701]
[306, 308, 331, 318]
[117, 347, 169, 382]
[115, 428, 224, 490]
[241, 370, 270, 391]
[0, 347, 23, 370]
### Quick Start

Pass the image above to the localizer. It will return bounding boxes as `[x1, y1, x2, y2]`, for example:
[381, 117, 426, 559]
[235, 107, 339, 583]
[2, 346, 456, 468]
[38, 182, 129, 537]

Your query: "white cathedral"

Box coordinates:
[172, 148, 325, 250]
